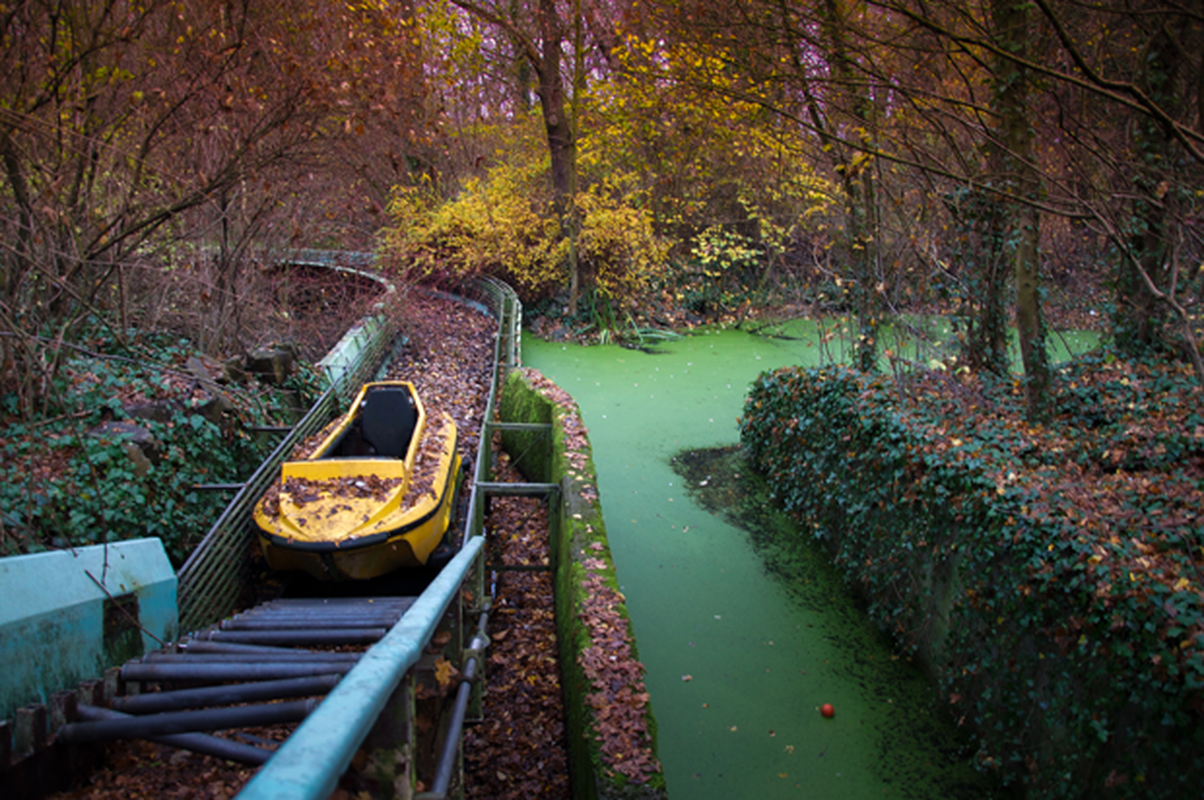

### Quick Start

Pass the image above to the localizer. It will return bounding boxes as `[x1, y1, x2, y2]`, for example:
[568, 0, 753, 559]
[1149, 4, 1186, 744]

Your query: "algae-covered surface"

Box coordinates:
[524, 326, 1010, 799]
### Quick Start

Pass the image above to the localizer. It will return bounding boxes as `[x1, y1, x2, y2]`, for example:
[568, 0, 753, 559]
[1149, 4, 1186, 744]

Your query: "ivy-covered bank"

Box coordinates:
[498, 368, 666, 800]
[739, 357, 1204, 799]
[0, 332, 318, 565]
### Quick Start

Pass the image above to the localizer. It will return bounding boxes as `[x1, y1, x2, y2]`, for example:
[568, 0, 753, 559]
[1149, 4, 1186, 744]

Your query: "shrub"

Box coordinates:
[383, 160, 567, 298]
[739, 354, 1204, 798]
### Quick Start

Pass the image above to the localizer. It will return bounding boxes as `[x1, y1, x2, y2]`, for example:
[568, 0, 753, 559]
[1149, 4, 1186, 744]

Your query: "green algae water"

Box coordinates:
[523, 325, 1014, 799]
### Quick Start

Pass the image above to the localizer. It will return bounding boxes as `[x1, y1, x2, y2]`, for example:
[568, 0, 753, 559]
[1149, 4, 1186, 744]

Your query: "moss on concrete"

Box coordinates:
[499, 369, 666, 800]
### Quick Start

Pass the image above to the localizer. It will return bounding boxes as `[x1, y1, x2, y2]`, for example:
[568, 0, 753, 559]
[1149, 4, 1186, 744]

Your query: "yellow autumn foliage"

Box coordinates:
[382, 123, 668, 308]
[576, 180, 670, 304]
[579, 33, 835, 246]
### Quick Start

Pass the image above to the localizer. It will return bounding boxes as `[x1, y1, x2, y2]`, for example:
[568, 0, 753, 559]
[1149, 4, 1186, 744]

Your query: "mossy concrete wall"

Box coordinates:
[499, 368, 666, 800]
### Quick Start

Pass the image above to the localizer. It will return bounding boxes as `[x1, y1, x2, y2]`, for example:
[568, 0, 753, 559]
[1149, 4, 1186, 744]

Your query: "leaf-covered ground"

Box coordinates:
[463, 459, 571, 798]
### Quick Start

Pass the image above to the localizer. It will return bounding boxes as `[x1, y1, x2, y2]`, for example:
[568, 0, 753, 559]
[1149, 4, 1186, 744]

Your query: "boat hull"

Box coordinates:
[253, 381, 462, 581]
[257, 453, 461, 580]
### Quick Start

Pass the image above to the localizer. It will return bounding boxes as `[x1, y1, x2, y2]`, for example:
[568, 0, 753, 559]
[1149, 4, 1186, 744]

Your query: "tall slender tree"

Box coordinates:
[450, 0, 583, 312]
[991, 0, 1051, 415]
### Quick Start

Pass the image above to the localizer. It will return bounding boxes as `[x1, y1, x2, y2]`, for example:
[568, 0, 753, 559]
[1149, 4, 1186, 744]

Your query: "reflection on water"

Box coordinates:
[523, 322, 1076, 798]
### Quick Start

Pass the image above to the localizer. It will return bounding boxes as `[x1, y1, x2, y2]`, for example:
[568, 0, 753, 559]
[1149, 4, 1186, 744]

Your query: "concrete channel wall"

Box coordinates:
[498, 368, 667, 800]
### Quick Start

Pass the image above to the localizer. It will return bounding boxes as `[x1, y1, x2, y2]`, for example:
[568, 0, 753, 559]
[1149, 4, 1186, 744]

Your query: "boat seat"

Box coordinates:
[359, 385, 418, 458]
[328, 422, 372, 457]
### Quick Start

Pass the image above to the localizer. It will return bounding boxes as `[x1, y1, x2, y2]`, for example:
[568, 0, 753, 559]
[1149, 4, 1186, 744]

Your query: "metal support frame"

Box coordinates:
[57, 700, 319, 744]
[73, 705, 273, 765]
[111, 676, 342, 715]
[236, 536, 485, 800]
[417, 607, 490, 800]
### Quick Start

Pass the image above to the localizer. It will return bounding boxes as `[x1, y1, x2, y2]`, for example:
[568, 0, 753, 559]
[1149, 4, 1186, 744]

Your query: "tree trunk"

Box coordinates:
[0, 130, 34, 305]
[1115, 26, 1180, 353]
[822, 0, 880, 372]
[993, 0, 1050, 419]
[536, 0, 578, 316]
[951, 186, 1009, 376]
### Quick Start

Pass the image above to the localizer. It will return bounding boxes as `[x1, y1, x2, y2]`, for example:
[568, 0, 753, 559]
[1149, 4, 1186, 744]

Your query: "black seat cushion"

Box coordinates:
[359, 386, 418, 458]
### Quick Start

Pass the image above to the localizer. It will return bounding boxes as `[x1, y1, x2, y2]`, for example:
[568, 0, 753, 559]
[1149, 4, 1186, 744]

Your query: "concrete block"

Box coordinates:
[0, 539, 177, 721]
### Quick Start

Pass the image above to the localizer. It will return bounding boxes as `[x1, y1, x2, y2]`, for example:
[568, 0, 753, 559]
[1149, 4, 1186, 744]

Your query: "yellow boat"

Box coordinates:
[253, 381, 461, 581]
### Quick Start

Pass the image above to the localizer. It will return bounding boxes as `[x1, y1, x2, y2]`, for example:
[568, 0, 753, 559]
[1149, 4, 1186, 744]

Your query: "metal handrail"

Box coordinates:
[236, 536, 485, 800]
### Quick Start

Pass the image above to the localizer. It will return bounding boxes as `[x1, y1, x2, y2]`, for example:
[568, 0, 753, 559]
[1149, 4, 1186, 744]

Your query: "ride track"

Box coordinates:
[10, 262, 557, 800]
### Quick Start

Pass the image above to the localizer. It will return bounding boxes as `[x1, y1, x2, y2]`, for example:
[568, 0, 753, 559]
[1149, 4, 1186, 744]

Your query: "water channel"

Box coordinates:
[523, 322, 1099, 799]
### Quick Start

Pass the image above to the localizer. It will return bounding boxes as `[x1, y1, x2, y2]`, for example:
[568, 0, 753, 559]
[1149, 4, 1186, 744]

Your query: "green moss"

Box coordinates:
[498, 370, 556, 481]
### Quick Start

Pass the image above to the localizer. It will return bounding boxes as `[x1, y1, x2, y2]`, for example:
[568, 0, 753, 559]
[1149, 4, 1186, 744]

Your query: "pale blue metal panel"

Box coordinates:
[0, 539, 177, 720]
[237, 535, 484, 800]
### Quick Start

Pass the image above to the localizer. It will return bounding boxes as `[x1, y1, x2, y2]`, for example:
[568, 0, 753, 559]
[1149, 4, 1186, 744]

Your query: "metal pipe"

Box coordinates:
[238, 604, 406, 613]
[181, 640, 318, 655]
[72, 705, 273, 765]
[121, 662, 353, 683]
[112, 675, 343, 715]
[58, 699, 320, 743]
[231, 612, 409, 626]
[200, 629, 386, 646]
[221, 617, 401, 630]
[261, 598, 412, 608]
[143, 652, 360, 664]
[427, 611, 490, 798]
[251, 605, 408, 614]
[244, 603, 411, 614]
[473, 481, 560, 497]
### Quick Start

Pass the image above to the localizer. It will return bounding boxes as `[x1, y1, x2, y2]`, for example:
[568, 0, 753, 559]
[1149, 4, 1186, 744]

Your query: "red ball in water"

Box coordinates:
[820, 703, 835, 718]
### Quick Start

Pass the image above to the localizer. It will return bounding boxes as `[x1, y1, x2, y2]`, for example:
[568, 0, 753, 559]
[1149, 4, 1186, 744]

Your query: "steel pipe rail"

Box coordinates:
[141, 653, 361, 663]
[111, 675, 343, 715]
[237, 535, 485, 800]
[180, 640, 337, 655]
[58, 699, 320, 743]
[74, 705, 275, 765]
[418, 607, 492, 800]
[120, 662, 355, 683]
[196, 629, 389, 646]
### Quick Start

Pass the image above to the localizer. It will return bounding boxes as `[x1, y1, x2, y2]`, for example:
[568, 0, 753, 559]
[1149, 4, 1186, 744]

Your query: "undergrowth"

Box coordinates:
[0, 331, 322, 565]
